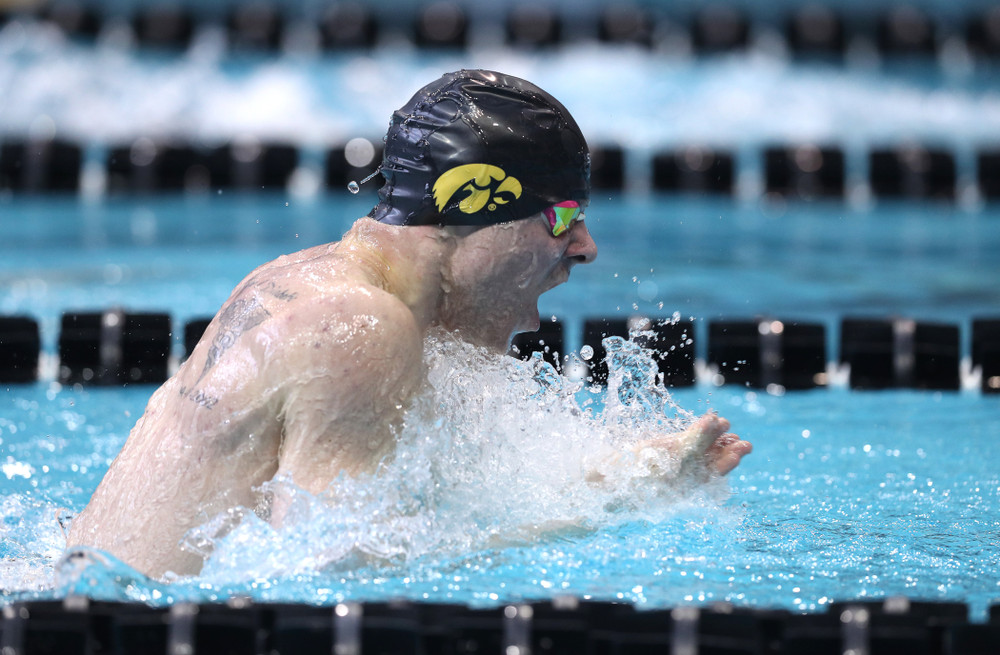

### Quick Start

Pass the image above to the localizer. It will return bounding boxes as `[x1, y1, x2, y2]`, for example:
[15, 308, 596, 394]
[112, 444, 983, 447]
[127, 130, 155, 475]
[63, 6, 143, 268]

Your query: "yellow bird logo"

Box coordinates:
[432, 164, 523, 215]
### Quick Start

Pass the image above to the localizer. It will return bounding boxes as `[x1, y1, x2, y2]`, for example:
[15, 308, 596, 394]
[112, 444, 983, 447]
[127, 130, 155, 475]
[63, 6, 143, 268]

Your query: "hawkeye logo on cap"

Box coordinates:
[433, 164, 523, 215]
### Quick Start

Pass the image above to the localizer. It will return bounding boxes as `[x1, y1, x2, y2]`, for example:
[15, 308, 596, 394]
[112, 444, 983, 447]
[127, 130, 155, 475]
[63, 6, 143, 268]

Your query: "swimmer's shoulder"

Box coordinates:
[227, 242, 423, 366]
[270, 282, 424, 402]
[290, 278, 421, 347]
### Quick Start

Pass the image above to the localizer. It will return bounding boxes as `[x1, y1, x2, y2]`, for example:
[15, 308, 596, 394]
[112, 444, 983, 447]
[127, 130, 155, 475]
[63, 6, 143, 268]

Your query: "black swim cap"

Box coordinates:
[370, 69, 590, 227]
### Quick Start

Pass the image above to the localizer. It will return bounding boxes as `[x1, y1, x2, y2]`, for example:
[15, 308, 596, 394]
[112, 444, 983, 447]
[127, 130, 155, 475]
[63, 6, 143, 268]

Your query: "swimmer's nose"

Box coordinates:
[566, 221, 598, 265]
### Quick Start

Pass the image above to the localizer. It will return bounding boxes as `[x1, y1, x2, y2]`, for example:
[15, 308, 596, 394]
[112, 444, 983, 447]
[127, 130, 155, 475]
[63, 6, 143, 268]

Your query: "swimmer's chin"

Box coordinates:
[527, 306, 541, 332]
[524, 304, 542, 332]
[508, 307, 541, 344]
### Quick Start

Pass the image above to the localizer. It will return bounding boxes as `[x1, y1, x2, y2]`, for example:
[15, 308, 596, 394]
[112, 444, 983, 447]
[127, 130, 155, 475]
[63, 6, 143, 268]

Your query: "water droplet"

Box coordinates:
[348, 181, 360, 194]
[580, 345, 594, 361]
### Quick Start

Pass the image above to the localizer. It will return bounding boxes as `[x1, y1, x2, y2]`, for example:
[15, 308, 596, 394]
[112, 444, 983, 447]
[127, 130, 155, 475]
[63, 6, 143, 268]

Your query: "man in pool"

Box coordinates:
[67, 70, 751, 579]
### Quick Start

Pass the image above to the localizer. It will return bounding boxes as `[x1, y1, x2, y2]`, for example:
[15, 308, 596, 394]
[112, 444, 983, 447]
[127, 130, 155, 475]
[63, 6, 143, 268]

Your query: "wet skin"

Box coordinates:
[637, 413, 753, 477]
[66, 213, 751, 579]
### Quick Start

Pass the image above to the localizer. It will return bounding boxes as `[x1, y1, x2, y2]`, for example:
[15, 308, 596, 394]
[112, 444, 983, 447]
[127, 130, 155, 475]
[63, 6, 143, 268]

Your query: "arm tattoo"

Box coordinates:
[183, 278, 292, 408]
[261, 280, 298, 301]
[177, 385, 219, 410]
[196, 295, 270, 383]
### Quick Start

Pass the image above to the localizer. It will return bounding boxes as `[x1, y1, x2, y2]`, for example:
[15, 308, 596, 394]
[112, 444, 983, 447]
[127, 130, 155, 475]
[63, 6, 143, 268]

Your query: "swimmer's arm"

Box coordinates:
[271, 295, 424, 497]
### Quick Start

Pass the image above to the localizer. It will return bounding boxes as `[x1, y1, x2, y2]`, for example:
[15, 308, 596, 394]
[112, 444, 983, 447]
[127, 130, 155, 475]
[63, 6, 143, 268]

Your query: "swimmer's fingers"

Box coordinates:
[690, 412, 730, 453]
[708, 433, 740, 451]
[675, 414, 749, 478]
[668, 412, 731, 463]
[706, 433, 753, 476]
[611, 413, 748, 482]
[634, 412, 727, 454]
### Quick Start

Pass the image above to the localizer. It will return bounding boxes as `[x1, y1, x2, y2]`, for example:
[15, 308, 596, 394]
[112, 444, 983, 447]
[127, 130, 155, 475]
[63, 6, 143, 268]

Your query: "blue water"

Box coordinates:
[2, 19, 1000, 620]
[3, 375, 999, 617]
[1, 193, 999, 620]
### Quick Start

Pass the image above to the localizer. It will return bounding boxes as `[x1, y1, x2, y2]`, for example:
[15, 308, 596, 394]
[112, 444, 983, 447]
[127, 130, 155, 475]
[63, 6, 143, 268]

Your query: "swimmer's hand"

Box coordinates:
[643, 412, 751, 477]
[586, 412, 752, 484]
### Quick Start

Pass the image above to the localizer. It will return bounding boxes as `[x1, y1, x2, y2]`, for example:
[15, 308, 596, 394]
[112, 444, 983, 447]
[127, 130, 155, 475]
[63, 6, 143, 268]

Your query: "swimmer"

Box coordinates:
[66, 70, 751, 579]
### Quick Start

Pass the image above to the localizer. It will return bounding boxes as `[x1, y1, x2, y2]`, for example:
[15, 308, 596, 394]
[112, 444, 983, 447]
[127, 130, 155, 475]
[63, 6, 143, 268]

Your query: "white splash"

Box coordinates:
[2, 457, 34, 480]
[189, 330, 717, 584]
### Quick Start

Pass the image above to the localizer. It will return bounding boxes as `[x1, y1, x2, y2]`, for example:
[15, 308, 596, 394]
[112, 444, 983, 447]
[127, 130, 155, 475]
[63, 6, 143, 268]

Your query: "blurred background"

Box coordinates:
[1, 0, 999, 203]
[3, 0, 1000, 621]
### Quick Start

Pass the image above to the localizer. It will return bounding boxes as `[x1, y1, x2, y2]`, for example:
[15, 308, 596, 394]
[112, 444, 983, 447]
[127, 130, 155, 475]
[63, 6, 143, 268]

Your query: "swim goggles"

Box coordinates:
[543, 200, 584, 237]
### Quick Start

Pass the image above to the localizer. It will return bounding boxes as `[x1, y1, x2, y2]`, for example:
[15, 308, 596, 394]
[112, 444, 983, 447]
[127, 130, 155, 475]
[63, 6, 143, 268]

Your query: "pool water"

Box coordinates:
[2, 17, 1000, 620]
[2, 193, 999, 620]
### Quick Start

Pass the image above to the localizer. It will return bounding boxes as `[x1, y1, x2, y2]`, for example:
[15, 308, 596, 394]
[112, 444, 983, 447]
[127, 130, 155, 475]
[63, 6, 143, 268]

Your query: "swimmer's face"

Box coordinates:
[441, 207, 598, 350]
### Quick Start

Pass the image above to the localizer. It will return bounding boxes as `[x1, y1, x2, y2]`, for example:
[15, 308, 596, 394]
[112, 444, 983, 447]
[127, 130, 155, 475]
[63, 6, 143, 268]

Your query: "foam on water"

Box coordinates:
[3, 339, 998, 616]
[0, 495, 69, 594]
[182, 331, 721, 580]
